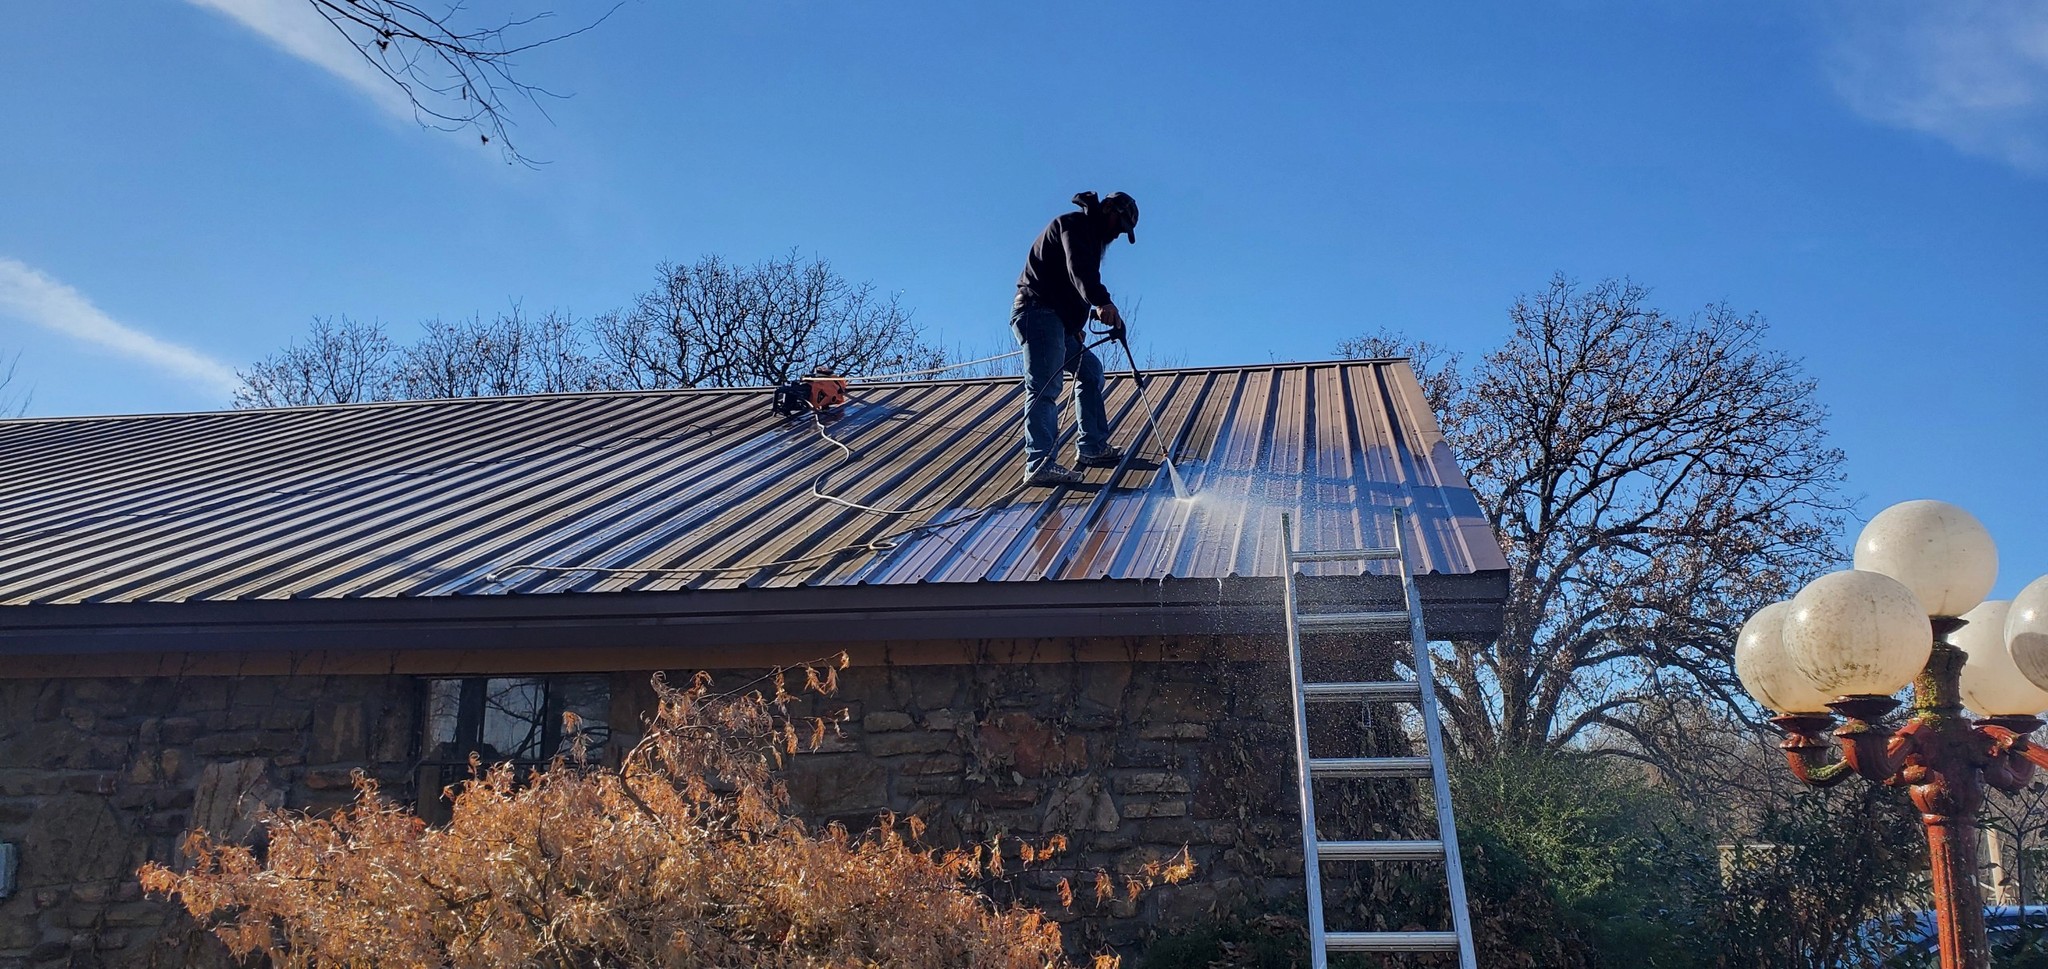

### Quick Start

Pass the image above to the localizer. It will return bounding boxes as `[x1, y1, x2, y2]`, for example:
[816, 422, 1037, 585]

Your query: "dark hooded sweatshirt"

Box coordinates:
[1015, 212, 1113, 334]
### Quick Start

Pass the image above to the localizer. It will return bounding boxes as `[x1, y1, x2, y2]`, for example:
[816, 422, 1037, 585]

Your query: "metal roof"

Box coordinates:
[0, 359, 1505, 617]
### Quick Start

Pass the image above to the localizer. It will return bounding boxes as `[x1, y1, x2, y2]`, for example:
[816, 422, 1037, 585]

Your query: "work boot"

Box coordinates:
[1075, 444, 1125, 468]
[1025, 460, 1084, 487]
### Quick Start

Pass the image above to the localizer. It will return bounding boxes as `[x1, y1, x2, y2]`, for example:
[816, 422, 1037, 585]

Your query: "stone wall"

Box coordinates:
[0, 655, 1337, 967]
[640, 657, 1320, 954]
[0, 676, 421, 968]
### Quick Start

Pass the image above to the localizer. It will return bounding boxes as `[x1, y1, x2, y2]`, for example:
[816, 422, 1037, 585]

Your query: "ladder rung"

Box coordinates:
[1316, 839, 1444, 862]
[1297, 610, 1411, 633]
[1303, 680, 1423, 703]
[1289, 546, 1402, 563]
[1309, 756, 1433, 778]
[1325, 931, 1461, 953]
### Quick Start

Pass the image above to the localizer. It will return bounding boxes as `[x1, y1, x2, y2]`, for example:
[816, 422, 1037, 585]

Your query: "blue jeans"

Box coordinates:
[1011, 303, 1109, 468]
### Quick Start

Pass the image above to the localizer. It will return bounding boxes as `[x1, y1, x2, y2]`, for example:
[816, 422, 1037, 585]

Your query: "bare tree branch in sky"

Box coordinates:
[1346, 276, 1847, 763]
[234, 316, 396, 407]
[1, 349, 28, 417]
[393, 308, 598, 399]
[591, 252, 943, 389]
[305, 0, 620, 165]
[234, 255, 945, 405]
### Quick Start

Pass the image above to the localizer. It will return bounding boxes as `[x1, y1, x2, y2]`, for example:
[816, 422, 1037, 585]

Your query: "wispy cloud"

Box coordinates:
[183, 0, 415, 121]
[0, 258, 240, 398]
[1821, 0, 2048, 174]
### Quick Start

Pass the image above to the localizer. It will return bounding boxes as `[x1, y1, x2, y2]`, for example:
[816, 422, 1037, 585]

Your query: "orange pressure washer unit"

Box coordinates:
[772, 368, 848, 417]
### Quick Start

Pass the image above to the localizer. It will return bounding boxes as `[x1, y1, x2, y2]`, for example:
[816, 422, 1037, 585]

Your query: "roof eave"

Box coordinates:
[0, 572, 1507, 660]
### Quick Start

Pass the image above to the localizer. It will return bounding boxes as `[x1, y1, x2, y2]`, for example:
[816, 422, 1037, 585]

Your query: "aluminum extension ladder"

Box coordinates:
[1280, 510, 1477, 969]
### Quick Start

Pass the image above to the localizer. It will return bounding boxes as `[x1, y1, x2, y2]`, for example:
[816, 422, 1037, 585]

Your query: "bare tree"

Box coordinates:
[304, 1, 619, 165]
[590, 252, 944, 389]
[1346, 276, 1847, 759]
[392, 307, 600, 399]
[1, 349, 28, 417]
[234, 316, 396, 408]
[234, 255, 945, 405]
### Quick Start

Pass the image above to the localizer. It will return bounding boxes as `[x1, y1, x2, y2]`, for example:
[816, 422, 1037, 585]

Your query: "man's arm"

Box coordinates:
[1059, 219, 1114, 312]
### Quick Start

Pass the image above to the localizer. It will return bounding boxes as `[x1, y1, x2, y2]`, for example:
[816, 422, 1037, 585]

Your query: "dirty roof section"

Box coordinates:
[0, 360, 1506, 607]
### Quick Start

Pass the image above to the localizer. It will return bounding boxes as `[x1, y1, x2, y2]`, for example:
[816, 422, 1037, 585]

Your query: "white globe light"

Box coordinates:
[1783, 569, 1933, 697]
[2006, 575, 2048, 691]
[1734, 600, 1834, 714]
[1956, 600, 2048, 716]
[1854, 499, 1998, 617]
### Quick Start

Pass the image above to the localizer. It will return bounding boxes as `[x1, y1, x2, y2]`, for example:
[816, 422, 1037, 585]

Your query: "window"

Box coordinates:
[416, 675, 611, 823]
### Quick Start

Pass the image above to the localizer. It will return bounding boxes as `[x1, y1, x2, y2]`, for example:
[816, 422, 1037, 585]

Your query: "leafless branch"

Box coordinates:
[0, 349, 29, 417]
[306, 0, 621, 166]
[234, 316, 397, 408]
[590, 252, 941, 389]
[1348, 276, 1846, 759]
[234, 256, 948, 405]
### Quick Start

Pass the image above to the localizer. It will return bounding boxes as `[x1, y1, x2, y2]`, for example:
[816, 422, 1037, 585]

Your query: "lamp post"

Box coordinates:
[1734, 500, 2048, 969]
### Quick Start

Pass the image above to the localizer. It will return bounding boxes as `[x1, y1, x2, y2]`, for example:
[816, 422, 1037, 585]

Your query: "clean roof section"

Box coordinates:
[0, 360, 1506, 607]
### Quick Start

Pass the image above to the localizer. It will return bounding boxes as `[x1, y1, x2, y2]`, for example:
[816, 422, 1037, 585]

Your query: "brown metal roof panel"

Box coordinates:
[28, 404, 517, 600]
[0, 361, 1507, 610]
[268, 430, 734, 600]
[1178, 374, 1258, 579]
[491, 425, 829, 595]
[5, 401, 488, 535]
[41, 398, 709, 603]
[390, 400, 776, 598]
[792, 409, 1019, 588]
[477, 416, 813, 588]
[889, 497, 1036, 585]
[737, 388, 1014, 590]
[1381, 360, 1509, 574]
[0, 397, 592, 597]
[1303, 365, 1364, 574]
[809, 440, 1016, 587]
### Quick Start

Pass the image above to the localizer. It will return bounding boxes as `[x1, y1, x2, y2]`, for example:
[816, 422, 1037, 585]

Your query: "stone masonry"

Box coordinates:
[0, 674, 420, 968]
[1, 654, 1325, 967]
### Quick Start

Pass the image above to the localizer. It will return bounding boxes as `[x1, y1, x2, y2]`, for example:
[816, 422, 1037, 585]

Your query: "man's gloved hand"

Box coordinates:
[1096, 302, 1126, 341]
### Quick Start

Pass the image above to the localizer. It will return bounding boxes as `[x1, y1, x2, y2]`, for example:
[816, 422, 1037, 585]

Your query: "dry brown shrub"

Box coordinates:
[141, 661, 1191, 968]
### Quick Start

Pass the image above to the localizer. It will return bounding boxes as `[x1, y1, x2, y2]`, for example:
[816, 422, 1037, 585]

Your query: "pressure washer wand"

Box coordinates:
[1104, 325, 1192, 500]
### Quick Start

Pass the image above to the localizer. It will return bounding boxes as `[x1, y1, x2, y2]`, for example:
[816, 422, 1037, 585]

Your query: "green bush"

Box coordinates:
[1701, 784, 1925, 969]
[1137, 748, 1927, 969]
[1138, 752, 1698, 969]
[1452, 750, 1707, 969]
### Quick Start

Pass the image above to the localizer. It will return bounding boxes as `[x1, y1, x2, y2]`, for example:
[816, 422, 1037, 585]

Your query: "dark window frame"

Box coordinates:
[414, 675, 610, 823]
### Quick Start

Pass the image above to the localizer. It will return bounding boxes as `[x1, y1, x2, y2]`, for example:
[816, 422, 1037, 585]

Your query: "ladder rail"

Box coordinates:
[1278, 513, 1333, 969]
[1282, 511, 1479, 968]
[1393, 507, 1480, 969]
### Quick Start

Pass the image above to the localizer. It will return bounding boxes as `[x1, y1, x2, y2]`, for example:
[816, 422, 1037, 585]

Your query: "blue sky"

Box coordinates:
[1, 1, 2044, 593]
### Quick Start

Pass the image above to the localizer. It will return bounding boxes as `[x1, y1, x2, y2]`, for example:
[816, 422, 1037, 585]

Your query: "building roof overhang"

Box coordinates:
[0, 571, 1505, 665]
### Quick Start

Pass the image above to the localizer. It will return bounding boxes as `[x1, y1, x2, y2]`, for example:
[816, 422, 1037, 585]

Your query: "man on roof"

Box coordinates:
[1012, 190, 1140, 487]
